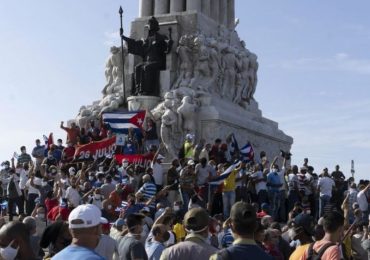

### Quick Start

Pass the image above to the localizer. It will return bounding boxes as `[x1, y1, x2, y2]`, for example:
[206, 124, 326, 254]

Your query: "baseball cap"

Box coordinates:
[230, 202, 257, 225]
[293, 213, 314, 235]
[300, 166, 308, 172]
[157, 154, 165, 160]
[114, 218, 125, 227]
[141, 207, 150, 213]
[184, 208, 209, 232]
[69, 167, 76, 175]
[187, 160, 195, 166]
[68, 204, 102, 229]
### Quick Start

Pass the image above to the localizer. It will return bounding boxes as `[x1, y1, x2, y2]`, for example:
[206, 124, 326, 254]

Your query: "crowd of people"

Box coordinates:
[0, 120, 369, 260]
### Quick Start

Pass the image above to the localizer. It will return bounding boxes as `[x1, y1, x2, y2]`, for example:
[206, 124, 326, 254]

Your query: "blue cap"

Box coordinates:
[115, 218, 125, 227]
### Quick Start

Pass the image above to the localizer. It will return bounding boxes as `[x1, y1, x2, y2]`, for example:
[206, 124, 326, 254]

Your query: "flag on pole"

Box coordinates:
[240, 142, 254, 162]
[102, 111, 146, 134]
[209, 160, 241, 185]
[229, 133, 239, 156]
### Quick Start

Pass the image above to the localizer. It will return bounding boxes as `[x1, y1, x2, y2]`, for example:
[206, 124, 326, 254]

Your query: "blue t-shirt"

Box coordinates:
[267, 172, 281, 192]
[52, 245, 105, 260]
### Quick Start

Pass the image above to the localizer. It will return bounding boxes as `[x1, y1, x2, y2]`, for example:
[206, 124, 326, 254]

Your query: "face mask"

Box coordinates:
[37, 213, 45, 220]
[79, 185, 85, 191]
[107, 205, 112, 210]
[176, 166, 182, 172]
[173, 206, 180, 211]
[122, 162, 129, 168]
[99, 166, 104, 172]
[288, 228, 297, 241]
[215, 225, 221, 232]
[0, 240, 19, 260]
[272, 169, 278, 173]
[58, 142, 62, 146]
[94, 195, 101, 200]
[42, 181, 48, 187]
[89, 176, 95, 181]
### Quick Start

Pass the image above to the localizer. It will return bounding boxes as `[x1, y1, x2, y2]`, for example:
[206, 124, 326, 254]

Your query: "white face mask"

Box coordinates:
[107, 205, 112, 210]
[95, 194, 101, 200]
[99, 166, 104, 172]
[122, 162, 129, 168]
[41, 181, 48, 187]
[215, 225, 221, 233]
[0, 240, 19, 260]
[89, 176, 95, 181]
[173, 205, 180, 211]
[176, 166, 182, 172]
[37, 213, 45, 220]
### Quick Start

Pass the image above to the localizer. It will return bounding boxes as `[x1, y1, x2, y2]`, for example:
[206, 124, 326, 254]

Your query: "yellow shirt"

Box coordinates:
[223, 170, 238, 192]
[289, 244, 310, 260]
[173, 223, 186, 242]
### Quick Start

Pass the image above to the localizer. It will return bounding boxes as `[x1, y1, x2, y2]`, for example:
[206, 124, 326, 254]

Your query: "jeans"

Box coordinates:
[223, 191, 236, 218]
[268, 191, 280, 221]
[319, 195, 331, 218]
[257, 190, 268, 204]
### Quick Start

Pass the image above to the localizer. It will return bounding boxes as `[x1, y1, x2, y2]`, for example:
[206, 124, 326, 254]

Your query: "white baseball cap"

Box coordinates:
[69, 167, 76, 175]
[68, 204, 102, 229]
[157, 154, 165, 160]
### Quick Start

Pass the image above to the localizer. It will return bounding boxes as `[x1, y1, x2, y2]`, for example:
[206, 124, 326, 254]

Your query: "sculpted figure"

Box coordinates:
[121, 17, 173, 96]
[246, 52, 259, 100]
[221, 47, 237, 99]
[173, 35, 193, 89]
[207, 38, 222, 94]
[189, 35, 211, 92]
[102, 46, 127, 96]
[160, 97, 179, 159]
[177, 96, 197, 134]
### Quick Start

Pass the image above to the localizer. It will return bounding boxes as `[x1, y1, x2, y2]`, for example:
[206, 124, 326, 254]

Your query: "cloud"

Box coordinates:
[276, 53, 370, 75]
[103, 30, 120, 47]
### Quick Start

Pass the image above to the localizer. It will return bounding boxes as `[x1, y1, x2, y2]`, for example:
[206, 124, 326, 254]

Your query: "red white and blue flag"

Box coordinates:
[102, 111, 146, 134]
[240, 142, 254, 162]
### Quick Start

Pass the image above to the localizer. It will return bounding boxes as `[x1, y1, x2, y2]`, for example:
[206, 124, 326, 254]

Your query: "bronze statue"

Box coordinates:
[121, 17, 173, 96]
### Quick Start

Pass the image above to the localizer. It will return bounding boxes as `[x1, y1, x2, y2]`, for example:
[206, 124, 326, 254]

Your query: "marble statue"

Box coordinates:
[102, 46, 127, 96]
[160, 94, 180, 159]
[177, 96, 198, 134]
[207, 38, 222, 94]
[221, 46, 237, 99]
[173, 35, 193, 89]
[189, 35, 211, 92]
[247, 51, 259, 100]
[121, 16, 173, 96]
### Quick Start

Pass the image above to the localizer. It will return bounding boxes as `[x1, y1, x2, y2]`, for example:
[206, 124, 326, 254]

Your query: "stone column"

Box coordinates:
[211, 0, 220, 23]
[170, 0, 185, 13]
[154, 0, 169, 14]
[218, 0, 227, 26]
[227, 0, 235, 29]
[139, 0, 153, 17]
[186, 0, 202, 12]
[202, 0, 211, 17]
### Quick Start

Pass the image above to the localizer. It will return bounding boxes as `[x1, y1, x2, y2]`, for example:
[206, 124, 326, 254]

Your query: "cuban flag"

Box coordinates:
[102, 111, 146, 134]
[229, 133, 239, 156]
[209, 160, 241, 185]
[240, 142, 254, 162]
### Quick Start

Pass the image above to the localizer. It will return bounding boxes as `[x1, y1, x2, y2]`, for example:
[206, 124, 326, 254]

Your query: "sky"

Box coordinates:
[0, 1, 369, 180]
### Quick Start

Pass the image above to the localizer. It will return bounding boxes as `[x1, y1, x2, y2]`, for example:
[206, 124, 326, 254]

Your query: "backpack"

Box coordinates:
[306, 242, 336, 260]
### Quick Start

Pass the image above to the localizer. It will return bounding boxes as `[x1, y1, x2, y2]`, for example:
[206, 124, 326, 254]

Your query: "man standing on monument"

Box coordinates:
[121, 16, 173, 96]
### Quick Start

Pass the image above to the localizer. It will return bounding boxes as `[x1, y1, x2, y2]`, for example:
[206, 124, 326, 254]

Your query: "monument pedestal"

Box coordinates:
[197, 97, 293, 158]
[127, 96, 161, 111]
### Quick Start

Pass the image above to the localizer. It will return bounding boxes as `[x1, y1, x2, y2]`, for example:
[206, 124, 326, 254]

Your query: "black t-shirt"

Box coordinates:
[118, 235, 148, 260]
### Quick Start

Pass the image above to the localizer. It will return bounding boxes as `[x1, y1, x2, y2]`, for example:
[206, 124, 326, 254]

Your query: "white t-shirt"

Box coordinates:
[251, 171, 267, 194]
[317, 176, 335, 197]
[357, 189, 369, 212]
[19, 169, 29, 190]
[65, 187, 81, 207]
[26, 178, 41, 195]
[151, 161, 163, 186]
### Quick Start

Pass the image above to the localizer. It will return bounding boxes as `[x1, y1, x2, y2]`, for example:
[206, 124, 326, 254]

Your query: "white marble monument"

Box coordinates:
[74, 0, 293, 159]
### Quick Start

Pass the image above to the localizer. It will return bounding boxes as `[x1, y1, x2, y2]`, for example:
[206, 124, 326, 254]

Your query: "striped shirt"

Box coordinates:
[138, 182, 157, 201]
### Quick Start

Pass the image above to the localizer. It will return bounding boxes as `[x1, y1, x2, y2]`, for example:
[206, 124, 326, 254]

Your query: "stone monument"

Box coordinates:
[74, 0, 293, 159]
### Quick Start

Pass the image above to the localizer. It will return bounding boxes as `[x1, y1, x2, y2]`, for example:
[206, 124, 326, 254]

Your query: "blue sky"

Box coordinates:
[0, 1, 369, 180]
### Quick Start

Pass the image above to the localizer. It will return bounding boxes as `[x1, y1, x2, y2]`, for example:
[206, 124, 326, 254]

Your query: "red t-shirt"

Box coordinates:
[47, 205, 70, 221]
[45, 198, 59, 214]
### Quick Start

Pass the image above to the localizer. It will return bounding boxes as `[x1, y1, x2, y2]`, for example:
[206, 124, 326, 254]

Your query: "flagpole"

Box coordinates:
[119, 6, 126, 107]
